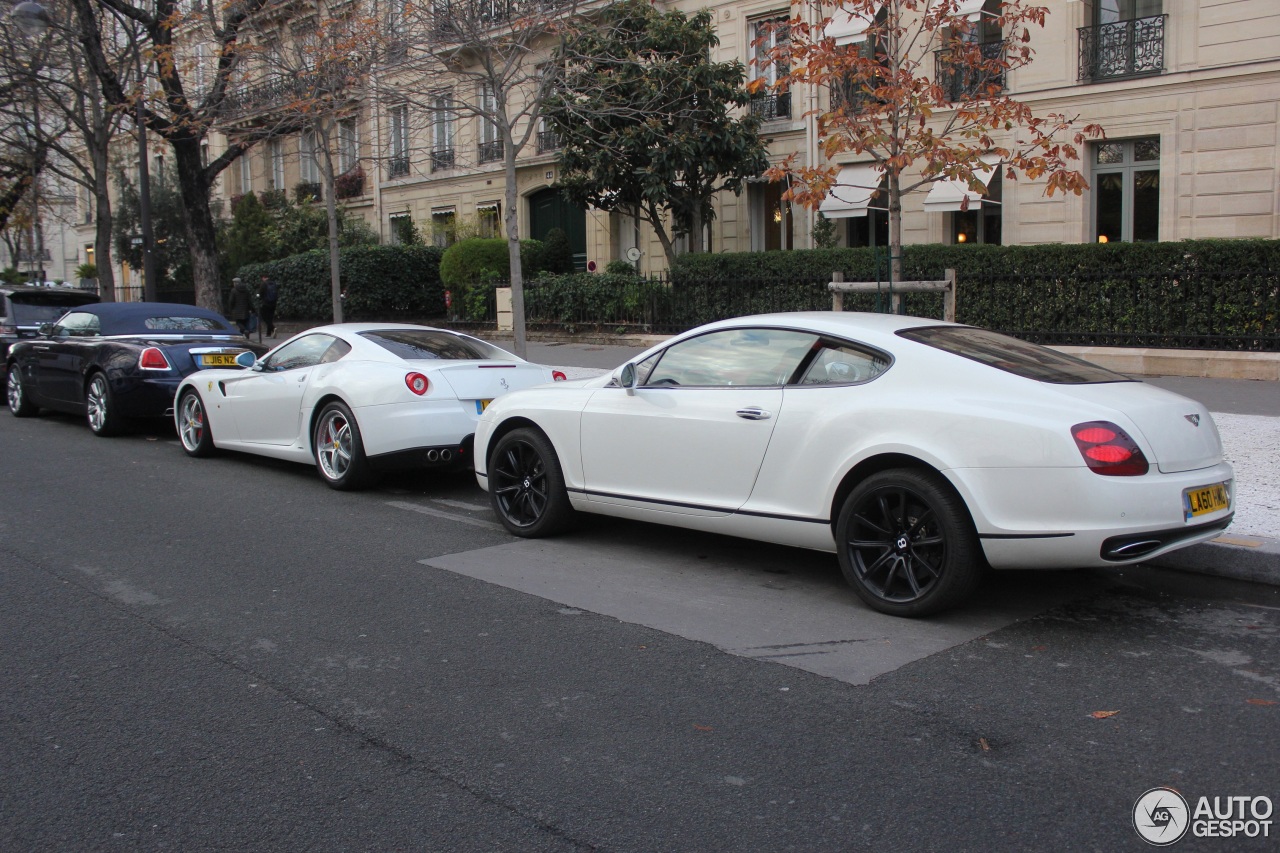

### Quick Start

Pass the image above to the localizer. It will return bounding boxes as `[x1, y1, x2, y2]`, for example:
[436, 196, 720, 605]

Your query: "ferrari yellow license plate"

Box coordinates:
[1183, 482, 1230, 520]
[200, 353, 239, 367]
[475, 399, 493, 414]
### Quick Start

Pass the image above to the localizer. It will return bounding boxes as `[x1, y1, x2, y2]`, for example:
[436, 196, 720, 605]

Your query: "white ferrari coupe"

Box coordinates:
[474, 312, 1234, 617]
[175, 323, 564, 489]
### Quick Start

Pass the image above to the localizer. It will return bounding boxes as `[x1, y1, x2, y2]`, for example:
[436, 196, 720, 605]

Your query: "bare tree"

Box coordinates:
[392, 0, 579, 357]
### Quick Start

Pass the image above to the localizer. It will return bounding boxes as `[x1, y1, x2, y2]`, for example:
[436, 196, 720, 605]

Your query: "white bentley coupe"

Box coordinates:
[474, 312, 1234, 617]
[175, 324, 564, 489]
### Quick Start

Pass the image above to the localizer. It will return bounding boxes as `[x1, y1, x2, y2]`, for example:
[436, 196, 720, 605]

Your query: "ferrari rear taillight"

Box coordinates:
[139, 347, 171, 370]
[552, 370, 567, 381]
[1071, 420, 1150, 476]
[405, 372, 429, 395]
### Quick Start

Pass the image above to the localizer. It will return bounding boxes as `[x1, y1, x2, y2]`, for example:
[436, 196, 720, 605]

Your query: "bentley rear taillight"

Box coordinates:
[1072, 421, 1150, 476]
[139, 347, 171, 370]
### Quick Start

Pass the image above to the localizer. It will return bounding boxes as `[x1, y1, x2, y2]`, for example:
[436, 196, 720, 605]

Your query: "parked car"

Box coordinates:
[6, 302, 267, 435]
[474, 312, 1235, 617]
[173, 323, 568, 490]
[0, 285, 100, 374]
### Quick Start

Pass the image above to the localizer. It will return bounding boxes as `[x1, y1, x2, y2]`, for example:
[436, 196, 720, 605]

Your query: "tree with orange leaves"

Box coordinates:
[756, 0, 1104, 284]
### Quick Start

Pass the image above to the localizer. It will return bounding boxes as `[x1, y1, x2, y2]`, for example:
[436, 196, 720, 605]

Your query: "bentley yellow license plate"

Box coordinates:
[200, 353, 239, 367]
[1184, 482, 1230, 520]
[475, 399, 493, 414]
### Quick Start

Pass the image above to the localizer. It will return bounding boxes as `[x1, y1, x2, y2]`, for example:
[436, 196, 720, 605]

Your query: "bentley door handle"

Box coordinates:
[736, 407, 772, 420]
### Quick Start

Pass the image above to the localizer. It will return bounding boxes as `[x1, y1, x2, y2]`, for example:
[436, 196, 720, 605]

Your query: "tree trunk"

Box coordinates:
[171, 137, 222, 311]
[319, 126, 344, 323]
[91, 142, 116, 302]
[888, 168, 903, 288]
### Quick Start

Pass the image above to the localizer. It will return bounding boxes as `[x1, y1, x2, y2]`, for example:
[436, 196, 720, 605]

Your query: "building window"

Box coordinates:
[269, 139, 285, 189]
[389, 104, 410, 177]
[751, 180, 793, 251]
[1079, 0, 1165, 82]
[478, 84, 503, 163]
[300, 131, 320, 183]
[847, 179, 889, 248]
[430, 92, 455, 171]
[240, 150, 253, 193]
[84, 246, 95, 268]
[951, 173, 1002, 245]
[338, 118, 358, 174]
[477, 203, 501, 238]
[1094, 137, 1159, 243]
[389, 213, 414, 244]
[432, 208, 457, 247]
[750, 16, 790, 120]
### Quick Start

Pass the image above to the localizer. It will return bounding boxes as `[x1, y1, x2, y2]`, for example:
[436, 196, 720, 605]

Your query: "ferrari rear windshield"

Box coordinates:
[361, 329, 510, 361]
[898, 326, 1134, 384]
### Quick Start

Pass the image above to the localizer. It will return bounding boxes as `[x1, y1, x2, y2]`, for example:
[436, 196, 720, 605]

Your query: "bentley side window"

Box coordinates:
[797, 343, 890, 385]
[644, 328, 818, 387]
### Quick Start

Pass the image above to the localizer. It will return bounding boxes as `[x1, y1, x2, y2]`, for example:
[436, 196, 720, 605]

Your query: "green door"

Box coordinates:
[527, 187, 587, 271]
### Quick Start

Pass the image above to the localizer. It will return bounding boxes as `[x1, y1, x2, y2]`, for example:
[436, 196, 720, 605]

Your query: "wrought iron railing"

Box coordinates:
[478, 139, 504, 163]
[750, 92, 792, 121]
[1078, 15, 1166, 82]
[388, 156, 410, 178]
[431, 0, 571, 36]
[830, 74, 882, 114]
[934, 41, 1005, 101]
[431, 147, 456, 172]
[536, 130, 562, 153]
[219, 58, 364, 121]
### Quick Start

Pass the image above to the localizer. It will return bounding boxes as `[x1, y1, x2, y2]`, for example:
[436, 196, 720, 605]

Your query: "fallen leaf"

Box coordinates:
[1090, 710, 1120, 719]
[1246, 699, 1277, 706]
[1032, 645, 1048, 652]
[978, 737, 991, 751]
[693, 724, 713, 732]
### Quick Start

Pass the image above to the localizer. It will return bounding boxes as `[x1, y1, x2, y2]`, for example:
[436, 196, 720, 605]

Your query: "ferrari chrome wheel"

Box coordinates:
[313, 401, 372, 490]
[177, 389, 215, 457]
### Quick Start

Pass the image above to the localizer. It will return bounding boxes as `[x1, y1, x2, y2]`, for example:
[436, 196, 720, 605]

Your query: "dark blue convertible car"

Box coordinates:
[5, 302, 269, 436]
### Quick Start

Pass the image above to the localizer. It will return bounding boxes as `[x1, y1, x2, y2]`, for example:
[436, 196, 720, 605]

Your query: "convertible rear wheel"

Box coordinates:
[7, 365, 38, 417]
[313, 401, 373, 491]
[86, 372, 123, 436]
[488, 427, 575, 537]
[835, 469, 982, 617]
[177, 389, 216, 457]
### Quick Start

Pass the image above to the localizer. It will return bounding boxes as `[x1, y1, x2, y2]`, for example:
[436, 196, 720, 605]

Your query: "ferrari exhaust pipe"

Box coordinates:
[440, 449, 452, 462]
[426, 450, 440, 462]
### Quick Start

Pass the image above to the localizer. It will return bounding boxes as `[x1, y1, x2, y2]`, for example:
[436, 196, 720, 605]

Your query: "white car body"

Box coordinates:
[175, 323, 558, 479]
[474, 312, 1233, 613]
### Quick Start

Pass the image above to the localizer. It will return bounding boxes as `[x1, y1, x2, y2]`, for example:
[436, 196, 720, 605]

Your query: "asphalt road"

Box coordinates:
[3, 410, 1280, 851]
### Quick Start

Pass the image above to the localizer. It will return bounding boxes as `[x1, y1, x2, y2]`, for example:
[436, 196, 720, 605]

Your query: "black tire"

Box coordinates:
[488, 427, 575, 537]
[7, 364, 38, 417]
[835, 468, 982, 617]
[313, 401, 374, 490]
[176, 388, 216, 457]
[85, 372, 124, 436]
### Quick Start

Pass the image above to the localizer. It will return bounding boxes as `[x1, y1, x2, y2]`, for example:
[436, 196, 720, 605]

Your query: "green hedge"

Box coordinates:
[236, 244, 446, 321]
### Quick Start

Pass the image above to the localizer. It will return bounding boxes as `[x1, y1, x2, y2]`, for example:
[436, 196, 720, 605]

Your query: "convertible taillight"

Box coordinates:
[139, 347, 171, 370]
[0, 322, 15, 335]
[552, 370, 567, 381]
[405, 372, 429, 396]
[1071, 421, 1150, 476]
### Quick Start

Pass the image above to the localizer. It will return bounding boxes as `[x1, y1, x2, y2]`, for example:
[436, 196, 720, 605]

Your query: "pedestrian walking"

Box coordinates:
[228, 276, 253, 336]
[258, 273, 279, 338]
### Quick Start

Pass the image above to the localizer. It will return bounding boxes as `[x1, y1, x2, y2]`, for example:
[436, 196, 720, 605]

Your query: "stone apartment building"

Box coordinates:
[75, 0, 1280, 288]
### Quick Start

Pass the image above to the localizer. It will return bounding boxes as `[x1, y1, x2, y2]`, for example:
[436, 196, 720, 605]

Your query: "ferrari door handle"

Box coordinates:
[736, 407, 772, 420]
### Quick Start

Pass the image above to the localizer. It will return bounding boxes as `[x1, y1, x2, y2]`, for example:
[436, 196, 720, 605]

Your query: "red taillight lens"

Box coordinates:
[405, 372, 429, 395]
[139, 347, 171, 370]
[0, 322, 15, 335]
[552, 370, 567, 381]
[1072, 420, 1150, 476]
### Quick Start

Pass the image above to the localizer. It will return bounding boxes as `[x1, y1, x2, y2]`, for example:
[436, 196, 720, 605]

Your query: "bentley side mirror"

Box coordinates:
[618, 362, 638, 395]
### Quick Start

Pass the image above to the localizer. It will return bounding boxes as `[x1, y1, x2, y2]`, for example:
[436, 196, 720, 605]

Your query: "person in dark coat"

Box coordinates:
[228, 276, 253, 336]
[257, 273, 279, 337]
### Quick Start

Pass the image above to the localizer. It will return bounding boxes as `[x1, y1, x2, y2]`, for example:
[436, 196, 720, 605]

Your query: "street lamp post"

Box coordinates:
[132, 44, 156, 302]
[12, 0, 50, 286]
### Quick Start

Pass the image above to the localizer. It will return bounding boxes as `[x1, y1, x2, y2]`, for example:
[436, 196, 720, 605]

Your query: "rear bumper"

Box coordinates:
[113, 375, 184, 418]
[354, 398, 481, 456]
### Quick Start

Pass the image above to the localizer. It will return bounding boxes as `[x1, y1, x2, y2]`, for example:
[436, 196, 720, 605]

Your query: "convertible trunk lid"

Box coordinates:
[1055, 381, 1223, 473]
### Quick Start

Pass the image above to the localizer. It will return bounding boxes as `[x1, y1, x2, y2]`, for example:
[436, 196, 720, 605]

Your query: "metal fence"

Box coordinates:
[452, 268, 1280, 352]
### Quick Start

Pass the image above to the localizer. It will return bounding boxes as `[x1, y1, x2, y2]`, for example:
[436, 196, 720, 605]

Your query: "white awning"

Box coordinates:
[826, 2, 883, 46]
[819, 164, 883, 219]
[922, 159, 1000, 212]
[954, 0, 987, 21]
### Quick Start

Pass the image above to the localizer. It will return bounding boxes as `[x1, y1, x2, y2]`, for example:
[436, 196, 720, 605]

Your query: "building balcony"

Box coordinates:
[295, 181, 322, 202]
[536, 130, 561, 153]
[388, 156, 410, 178]
[218, 59, 364, 123]
[1078, 15, 1166, 83]
[934, 41, 1005, 101]
[478, 139, 504, 163]
[750, 92, 792, 121]
[431, 147, 456, 172]
[334, 168, 365, 199]
[430, 0, 571, 37]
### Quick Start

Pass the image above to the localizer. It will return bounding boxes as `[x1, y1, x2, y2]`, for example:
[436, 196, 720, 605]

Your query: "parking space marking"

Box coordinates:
[387, 501, 506, 532]
[420, 528, 1103, 685]
[430, 498, 490, 512]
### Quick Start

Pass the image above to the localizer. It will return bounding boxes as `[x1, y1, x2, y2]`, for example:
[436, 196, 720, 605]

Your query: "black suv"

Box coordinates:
[1, 285, 100, 374]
